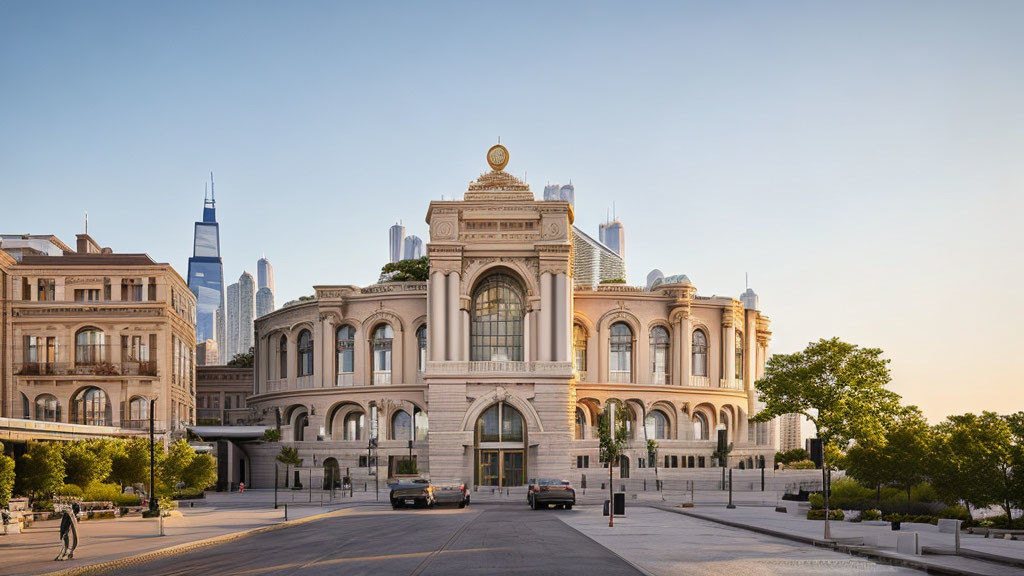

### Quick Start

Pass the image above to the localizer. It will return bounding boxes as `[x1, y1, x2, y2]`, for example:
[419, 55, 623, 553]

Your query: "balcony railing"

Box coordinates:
[688, 375, 711, 387]
[372, 371, 392, 385]
[425, 361, 574, 376]
[720, 378, 744, 390]
[609, 370, 632, 384]
[649, 371, 669, 385]
[15, 362, 158, 378]
[336, 372, 355, 387]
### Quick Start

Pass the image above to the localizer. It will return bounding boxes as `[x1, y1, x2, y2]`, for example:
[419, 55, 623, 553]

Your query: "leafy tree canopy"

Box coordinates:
[228, 347, 254, 367]
[379, 257, 429, 282]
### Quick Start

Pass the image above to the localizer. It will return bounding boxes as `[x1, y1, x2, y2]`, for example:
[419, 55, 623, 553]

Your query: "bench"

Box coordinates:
[937, 519, 961, 534]
[987, 529, 1024, 540]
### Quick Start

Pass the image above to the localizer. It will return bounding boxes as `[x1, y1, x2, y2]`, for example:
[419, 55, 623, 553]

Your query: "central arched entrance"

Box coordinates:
[474, 402, 526, 487]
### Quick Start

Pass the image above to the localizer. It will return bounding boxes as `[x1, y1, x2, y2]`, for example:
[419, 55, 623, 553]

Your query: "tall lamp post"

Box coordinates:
[148, 397, 158, 513]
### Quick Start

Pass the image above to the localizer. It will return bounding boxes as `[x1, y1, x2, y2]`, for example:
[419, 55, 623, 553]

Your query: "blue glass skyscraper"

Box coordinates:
[187, 174, 226, 349]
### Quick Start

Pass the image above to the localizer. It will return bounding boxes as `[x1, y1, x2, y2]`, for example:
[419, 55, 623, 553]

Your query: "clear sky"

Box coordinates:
[2, 1, 1022, 423]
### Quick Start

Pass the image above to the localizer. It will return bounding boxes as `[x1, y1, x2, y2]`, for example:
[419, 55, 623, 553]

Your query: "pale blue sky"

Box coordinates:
[2, 1, 1022, 422]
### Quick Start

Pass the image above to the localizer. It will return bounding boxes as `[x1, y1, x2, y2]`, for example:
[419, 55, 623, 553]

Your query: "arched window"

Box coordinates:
[75, 327, 105, 366]
[573, 324, 588, 377]
[720, 409, 732, 442]
[279, 335, 288, 379]
[297, 330, 314, 377]
[294, 412, 307, 442]
[609, 323, 633, 383]
[35, 394, 60, 422]
[127, 396, 148, 426]
[343, 411, 364, 440]
[650, 326, 670, 384]
[646, 409, 670, 440]
[416, 324, 427, 372]
[692, 411, 709, 441]
[575, 407, 587, 440]
[335, 325, 355, 386]
[21, 393, 30, 419]
[470, 274, 524, 362]
[735, 331, 744, 380]
[692, 329, 708, 377]
[73, 387, 109, 426]
[391, 410, 412, 441]
[371, 324, 393, 384]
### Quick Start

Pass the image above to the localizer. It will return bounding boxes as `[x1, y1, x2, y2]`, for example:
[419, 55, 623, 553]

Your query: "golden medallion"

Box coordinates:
[487, 144, 509, 171]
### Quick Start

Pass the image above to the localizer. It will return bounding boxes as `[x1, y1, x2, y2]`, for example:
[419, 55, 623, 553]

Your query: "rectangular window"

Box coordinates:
[672, 455, 679, 468]
[122, 278, 143, 301]
[37, 279, 55, 301]
[21, 277, 30, 300]
[147, 277, 157, 301]
[103, 278, 111, 300]
[74, 289, 101, 301]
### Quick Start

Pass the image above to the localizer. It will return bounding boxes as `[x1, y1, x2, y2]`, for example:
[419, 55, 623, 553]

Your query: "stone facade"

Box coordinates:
[1, 234, 197, 440]
[247, 147, 775, 489]
[196, 365, 253, 425]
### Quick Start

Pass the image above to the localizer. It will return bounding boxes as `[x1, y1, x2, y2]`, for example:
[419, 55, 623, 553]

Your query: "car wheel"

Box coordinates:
[565, 504, 573, 510]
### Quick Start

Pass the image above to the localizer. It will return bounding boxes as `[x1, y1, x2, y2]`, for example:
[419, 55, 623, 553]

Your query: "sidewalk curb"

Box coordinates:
[40, 502, 386, 576]
[654, 505, 1003, 576]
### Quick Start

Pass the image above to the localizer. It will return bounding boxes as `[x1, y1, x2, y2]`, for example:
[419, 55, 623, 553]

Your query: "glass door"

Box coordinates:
[502, 450, 523, 487]
[479, 450, 500, 486]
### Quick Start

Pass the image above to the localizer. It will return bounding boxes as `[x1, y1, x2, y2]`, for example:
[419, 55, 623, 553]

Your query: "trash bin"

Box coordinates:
[613, 493, 626, 515]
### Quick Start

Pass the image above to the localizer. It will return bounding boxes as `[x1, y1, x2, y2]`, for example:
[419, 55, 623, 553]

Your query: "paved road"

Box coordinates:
[99, 504, 643, 576]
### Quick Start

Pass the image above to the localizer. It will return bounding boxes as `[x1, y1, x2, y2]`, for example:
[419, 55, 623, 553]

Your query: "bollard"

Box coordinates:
[727, 469, 736, 509]
[761, 467, 765, 492]
[158, 513, 165, 536]
[284, 504, 288, 521]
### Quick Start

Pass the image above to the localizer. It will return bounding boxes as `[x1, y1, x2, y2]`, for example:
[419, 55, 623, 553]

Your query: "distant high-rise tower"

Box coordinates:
[403, 235, 423, 260]
[780, 413, 803, 452]
[238, 271, 256, 355]
[389, 222, 405, 263]
[226, 283, 240, 360]
[599, 217, 625, 260]
[257, 255, 274, 292]
[542, 182, 575, 207]
[256, 287, 274, 318]
[740, 287, 759, 310]
[215, 305, 226, 363]
[186, 173, 226, 348]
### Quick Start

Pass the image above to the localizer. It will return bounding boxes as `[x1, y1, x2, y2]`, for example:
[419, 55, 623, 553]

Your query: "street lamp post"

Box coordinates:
[149, 397, 158, 513]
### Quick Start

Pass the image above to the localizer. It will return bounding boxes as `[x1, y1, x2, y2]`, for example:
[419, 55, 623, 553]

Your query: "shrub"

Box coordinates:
[33, 499, 53, 512]
[829, 478, 874, 509]
[174, 486, 206, 500]
[55, 484, 84, 498]
[263, 429, 281, 442]
[910, 483, 938, 503]
[807, 509, 844, 521]
[860, 509, 882, 521]
[938, 505, 971, 522]
[0, 444, 13, 510]
[786, 459, 817, 469]
[114, 494, 142, 506]
[808, 493, 824, 510]
[83, 482, 121, 503]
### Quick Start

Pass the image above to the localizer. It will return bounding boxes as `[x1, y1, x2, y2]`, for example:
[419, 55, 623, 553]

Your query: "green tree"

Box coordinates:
[931, 412, 1018, 520]
[110, 438, 159, 489]
[774, 448, 809, 465]
[181, 453, 217, 490]
[159, 439, 197, 492]
[277, 446, 302, 488]
[752, 337, 901, 538]
[0, 442, 15, 509]
[228, 347, 254, 368]
[63, 439, 118, 487]
[18, 442, 65, 503]
[843, 441, 888, 503]
[885, 406, 931, 506]
[1007, 412, 1024, 517]
[379, 257, 429, 282]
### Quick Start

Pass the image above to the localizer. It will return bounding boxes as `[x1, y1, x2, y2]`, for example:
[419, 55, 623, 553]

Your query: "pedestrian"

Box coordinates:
[55, 503, 79, 561]
[239, 482, 245, 493]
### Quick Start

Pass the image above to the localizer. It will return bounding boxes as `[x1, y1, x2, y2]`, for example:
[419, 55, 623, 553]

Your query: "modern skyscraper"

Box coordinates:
[238, 271, 256, 355]
[389, 222, 405, 263]
[598, 218, 626, 260]
[186, 174, 226, 347]
[226, 282, 239, 360]
[542, 182, 575, 206]
[780, 413, 803, 452]
[215, 305, 226, 364]
[256, 286, 274, 318]
[257, 255, 274, 292]
[403, 235, 423, 260]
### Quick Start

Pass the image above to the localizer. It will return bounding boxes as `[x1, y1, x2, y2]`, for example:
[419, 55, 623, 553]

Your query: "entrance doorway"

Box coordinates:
[477, 449, 524, 487]
[619, 455, 630, 479]
[474, 402, 527, 486]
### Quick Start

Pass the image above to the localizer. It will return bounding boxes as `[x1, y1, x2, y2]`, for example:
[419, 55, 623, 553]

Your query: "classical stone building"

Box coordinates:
[1, 233, 197, 442]
[246, 146, 775, 489]
[196, 365, 253, 425]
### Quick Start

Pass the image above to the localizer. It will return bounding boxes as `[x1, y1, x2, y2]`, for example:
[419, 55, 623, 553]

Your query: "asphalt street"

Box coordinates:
[98, 504, 644, 576]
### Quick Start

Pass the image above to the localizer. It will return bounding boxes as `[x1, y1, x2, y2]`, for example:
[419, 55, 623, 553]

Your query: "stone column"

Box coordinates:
[462, 309, 470, 361]
[523, 311, 531, 362]
[554, 273, 568, 362]
[681, 313, 692, 387]
[538, 272, 552, 361]
[429, 271, 445, 362]
[446, 273, 460, 361]
[722, 315, 735, 388]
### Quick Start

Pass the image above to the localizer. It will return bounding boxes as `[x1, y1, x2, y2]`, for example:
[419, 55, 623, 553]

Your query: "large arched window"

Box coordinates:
[735, 331, 744, 380]
[73, 387, 109, 426]
[297, 329, 314, 377]
[475, 402, 526, 486]
[646, 409, 670, 440]
[470, 274, 524, 362]
[650, 326, 670, 384]
[127, 396, 148, 427]
[391, 410, 412, 441]
[573, 324, 588, 377]
[335, 325, 355, 386]
[294, 411, 308, 442]
[416, 324, 427, 372]
[344, 411, 364, 441]
[609, 323, 633, 383]
[279, 335, 288, 379]
[575, 407, 587, 440]
[692, 411, 710, 441]
[691, 329, 708, 377]
[371, 324, 393, 384]
[35, 394, 60, 422]
[75, 327, 105, 366]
